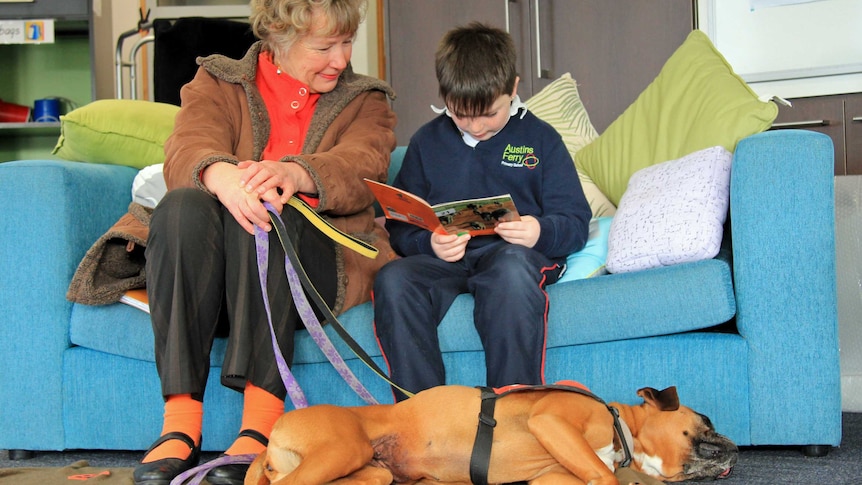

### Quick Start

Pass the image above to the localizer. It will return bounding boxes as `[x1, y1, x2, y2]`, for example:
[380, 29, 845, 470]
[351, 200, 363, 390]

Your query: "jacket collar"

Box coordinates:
[196, 40, 396, 155]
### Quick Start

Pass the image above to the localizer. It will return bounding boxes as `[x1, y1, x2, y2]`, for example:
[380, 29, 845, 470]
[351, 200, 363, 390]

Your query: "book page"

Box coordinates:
[431, 195, 519, 236]
[365, 179, 519, 236]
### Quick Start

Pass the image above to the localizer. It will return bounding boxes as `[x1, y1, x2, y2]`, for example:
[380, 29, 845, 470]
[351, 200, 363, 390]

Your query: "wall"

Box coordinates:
[697, 0, 862, 99]
[91, 0, 136, 100]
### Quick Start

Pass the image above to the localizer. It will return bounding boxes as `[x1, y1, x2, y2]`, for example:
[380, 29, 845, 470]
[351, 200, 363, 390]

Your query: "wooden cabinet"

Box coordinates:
[384, 0, 694, 144]
[772, 93, 862, 175]
[845, 94, 862, 176]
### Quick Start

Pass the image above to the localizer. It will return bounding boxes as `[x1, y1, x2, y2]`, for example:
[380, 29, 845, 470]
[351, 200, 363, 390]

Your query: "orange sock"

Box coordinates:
[141, 394, 203, 463]
[224, 382, 284, 456]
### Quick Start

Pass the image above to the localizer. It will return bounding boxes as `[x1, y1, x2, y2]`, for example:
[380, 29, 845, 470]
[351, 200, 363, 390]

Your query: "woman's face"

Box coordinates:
[279, 12, 354, 94]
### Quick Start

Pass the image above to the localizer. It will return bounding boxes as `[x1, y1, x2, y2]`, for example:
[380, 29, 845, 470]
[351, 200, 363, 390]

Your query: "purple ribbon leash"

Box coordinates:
[170, 454, 257, 485]
[254, 221, 310, 409]
[170, 202, 384, 485]
[260, 203, 379, 406]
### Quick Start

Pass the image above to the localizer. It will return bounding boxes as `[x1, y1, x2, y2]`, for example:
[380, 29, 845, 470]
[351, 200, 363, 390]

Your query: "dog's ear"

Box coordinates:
[637, 386, 680, 411]
[244, 451, 270, 485]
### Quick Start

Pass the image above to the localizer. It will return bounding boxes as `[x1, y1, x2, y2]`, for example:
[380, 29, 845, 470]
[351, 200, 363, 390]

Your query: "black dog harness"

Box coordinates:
[468, 381, 633, 485]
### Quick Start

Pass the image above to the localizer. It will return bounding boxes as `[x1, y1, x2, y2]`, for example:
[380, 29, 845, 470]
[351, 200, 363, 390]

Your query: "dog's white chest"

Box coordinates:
[595, 443, 620, 471]
[635, 452, 665, 478]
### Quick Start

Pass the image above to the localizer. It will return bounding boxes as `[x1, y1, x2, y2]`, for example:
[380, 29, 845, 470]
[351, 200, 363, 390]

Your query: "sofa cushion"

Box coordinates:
[575, 30, 777, 206]
[69, 247, 735, 365]
[440, 248, 736, 352]
[524, 73, 616, 218]
[606, 146, 732, 274]
[53, 99, 179, 169]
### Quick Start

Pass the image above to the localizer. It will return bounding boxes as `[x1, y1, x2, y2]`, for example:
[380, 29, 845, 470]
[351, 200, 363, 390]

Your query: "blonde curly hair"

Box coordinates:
[250, 0, 367, 56]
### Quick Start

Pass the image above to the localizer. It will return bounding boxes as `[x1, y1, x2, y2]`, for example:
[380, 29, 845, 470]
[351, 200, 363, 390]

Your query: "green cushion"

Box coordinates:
[575, 30, 778, 206]
[53, 99, 180, 169]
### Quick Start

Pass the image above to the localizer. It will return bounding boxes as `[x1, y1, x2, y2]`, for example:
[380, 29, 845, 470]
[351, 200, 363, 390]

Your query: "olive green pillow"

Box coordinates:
[525, 72, 616, 218]
[53, 99, 179, 169]
[575, 30, 778, 206]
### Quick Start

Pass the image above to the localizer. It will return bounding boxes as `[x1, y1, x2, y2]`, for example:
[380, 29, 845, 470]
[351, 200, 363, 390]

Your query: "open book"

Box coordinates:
[364, 179, 520, 236]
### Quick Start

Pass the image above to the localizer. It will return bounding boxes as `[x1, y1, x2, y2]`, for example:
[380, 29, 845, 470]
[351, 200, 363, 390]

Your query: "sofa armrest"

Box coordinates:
[0, 160, 137, 450]
[730, 130, 841, 446]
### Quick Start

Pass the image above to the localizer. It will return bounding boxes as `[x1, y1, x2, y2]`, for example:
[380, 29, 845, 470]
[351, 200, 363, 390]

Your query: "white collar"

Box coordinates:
[431, 95, 528, 147]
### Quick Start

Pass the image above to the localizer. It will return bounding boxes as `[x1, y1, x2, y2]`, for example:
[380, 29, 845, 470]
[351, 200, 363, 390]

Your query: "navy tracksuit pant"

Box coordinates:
[373, 241, 564, 401]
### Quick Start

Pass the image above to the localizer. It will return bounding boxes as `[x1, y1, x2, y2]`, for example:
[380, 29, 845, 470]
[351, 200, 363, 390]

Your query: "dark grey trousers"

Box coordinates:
[373, 241, 564, 402]
[145, 188, 337, 401]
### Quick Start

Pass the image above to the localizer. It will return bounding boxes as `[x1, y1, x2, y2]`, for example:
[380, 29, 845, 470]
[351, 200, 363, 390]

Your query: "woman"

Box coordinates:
[133, 1, 397, 484]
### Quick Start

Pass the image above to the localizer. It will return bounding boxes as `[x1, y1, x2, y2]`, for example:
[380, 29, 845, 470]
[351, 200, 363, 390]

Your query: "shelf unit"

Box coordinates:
[0, 122, 60, 138]
[0, 0, 91, 161]
[0, 0, 89, 21]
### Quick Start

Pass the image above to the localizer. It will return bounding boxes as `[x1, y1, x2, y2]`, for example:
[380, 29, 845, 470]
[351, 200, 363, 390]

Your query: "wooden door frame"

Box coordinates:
[376, 0, 385, 80]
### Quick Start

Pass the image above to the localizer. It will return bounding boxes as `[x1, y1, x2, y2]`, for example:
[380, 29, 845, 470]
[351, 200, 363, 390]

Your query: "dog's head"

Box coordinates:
[243, 445, 300, 485]
[625, 387, 737, 482]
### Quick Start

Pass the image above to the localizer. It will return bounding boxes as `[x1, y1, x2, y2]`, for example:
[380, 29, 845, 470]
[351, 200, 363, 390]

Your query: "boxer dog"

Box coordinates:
[245, 384, 737, 485]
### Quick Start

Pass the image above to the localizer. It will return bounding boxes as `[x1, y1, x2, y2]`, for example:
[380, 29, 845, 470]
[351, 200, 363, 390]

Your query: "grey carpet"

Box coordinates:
[1, 413, 860, 484]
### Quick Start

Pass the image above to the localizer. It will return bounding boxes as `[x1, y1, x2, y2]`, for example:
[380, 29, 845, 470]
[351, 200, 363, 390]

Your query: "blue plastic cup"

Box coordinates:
[33, 98, 60, 123]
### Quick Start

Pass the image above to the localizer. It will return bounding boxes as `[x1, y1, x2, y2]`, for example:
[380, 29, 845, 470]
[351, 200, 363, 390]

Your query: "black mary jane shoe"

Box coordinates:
[206, 429, 269, 485]
[133, 431, 201, 485]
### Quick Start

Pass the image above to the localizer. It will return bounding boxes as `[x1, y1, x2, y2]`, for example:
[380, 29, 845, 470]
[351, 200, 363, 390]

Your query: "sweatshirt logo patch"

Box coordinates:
[501, 144, 539, 169]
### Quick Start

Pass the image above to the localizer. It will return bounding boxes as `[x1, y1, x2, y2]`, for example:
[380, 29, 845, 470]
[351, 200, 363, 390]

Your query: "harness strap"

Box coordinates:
[495, 383, 633, 468]
[610, 407, 634, 468]
[466, 382, 634, 485]
[469, 387, 498, 485]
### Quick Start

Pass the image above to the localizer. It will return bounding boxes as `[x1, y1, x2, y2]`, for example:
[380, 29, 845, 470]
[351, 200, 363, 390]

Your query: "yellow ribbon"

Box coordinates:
[287, 196, 379, 259]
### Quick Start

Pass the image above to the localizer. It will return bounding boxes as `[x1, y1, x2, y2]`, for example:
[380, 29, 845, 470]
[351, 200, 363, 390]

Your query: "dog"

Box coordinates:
[245, 383, 737, 484]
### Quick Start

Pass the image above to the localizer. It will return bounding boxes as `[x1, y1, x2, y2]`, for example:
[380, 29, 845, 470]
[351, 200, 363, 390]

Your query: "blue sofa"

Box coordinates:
[0, 130, 842, 457]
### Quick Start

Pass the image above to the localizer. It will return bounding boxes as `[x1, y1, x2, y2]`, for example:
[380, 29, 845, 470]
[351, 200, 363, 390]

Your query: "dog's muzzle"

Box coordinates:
[684, 435, 738, 481]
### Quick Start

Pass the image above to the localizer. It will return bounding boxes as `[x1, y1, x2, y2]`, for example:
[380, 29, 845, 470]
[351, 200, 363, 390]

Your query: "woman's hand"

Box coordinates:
[201, 162, 274, 234]
[202, 160, 315, 235]
[495, 215, 541, 248]
[236, 159, 316, 205]
[431, 231, 471, 262]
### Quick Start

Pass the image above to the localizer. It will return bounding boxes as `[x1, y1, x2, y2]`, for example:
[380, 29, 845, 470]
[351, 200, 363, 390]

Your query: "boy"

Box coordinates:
[373, 22, 591, 401]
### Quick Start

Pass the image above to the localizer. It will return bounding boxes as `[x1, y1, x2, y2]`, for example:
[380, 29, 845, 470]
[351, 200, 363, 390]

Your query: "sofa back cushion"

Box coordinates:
[575, 30, 777, 206]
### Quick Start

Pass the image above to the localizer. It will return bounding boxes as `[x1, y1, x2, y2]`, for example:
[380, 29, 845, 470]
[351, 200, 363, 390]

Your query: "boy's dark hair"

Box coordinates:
[435, 22, 518, 118]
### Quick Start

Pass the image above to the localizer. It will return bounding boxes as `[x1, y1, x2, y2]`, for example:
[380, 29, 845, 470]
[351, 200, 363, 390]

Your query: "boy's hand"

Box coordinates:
[431, 232, 471, 262]
[495, 215, 540, 248]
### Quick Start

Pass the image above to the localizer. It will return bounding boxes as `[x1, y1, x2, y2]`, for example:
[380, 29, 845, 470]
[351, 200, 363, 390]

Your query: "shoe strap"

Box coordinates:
[146, 431, 197, 455]
[238, 429, 269, 447]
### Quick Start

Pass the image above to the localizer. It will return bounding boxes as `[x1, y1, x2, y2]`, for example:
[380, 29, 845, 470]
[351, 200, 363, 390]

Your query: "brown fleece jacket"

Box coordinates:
[69, 41, 399, 312]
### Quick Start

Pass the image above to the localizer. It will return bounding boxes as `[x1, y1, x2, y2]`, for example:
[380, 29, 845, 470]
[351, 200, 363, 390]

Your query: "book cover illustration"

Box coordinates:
[364, 179, 520, 236]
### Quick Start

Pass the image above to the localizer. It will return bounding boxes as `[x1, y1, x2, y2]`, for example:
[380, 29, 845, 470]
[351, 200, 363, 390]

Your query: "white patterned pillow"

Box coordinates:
[525, 73, 616, 218]
[606, 146, 732, 273]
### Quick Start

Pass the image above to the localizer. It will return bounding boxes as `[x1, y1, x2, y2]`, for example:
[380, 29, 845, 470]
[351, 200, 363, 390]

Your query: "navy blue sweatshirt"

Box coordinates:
[387, 108, 591, 259]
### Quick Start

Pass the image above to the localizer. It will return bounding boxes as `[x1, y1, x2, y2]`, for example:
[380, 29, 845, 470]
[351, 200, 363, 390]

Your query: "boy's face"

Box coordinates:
[447, 81, 518, 142]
